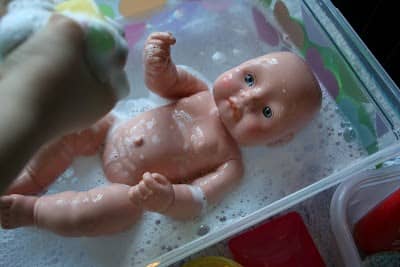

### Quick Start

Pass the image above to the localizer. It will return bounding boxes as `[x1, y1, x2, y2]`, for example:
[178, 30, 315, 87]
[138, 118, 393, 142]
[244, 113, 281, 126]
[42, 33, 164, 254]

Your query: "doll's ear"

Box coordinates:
[266, 132, 294, 147]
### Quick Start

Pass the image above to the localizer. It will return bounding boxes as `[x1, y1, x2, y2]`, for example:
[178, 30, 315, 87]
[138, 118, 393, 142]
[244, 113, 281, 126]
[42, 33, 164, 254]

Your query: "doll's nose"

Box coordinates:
[239, 89, 264, 109]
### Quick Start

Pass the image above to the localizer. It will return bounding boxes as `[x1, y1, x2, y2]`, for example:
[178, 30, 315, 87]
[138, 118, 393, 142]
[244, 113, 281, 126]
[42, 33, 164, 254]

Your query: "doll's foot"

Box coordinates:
[0, 195, 37, 229]
[129, 172, 174, 213]
[144, 32, 176, 71]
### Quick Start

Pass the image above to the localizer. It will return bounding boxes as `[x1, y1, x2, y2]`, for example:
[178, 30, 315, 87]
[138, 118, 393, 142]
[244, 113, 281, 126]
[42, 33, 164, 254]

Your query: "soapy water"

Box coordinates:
[0, 1, 370, 267]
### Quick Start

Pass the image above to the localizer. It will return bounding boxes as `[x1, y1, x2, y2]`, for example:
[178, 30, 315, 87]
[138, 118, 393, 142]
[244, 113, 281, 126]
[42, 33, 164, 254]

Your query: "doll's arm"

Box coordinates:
[143, 32, 209, 99]
[5, 114, 114, 195]
[129, 159, 243, 220]
[191, 159, 244, 205]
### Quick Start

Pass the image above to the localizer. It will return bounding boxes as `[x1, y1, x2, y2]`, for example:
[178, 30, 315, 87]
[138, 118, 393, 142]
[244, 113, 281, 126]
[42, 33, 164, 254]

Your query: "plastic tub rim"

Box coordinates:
[330, 164, 400, 267]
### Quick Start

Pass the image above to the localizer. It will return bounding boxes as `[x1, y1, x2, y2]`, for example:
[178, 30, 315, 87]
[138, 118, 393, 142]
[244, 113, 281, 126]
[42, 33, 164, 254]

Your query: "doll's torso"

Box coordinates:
[103, 91, 240, 185]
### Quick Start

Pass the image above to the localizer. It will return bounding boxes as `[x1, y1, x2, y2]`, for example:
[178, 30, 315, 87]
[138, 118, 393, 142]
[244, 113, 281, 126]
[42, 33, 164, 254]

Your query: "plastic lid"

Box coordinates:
[330, 165, 400, 266]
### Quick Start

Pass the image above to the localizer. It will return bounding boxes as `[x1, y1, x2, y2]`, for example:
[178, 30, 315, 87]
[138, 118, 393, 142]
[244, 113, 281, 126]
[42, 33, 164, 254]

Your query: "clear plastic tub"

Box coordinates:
[330, 164, 400, 267]
[1, 0, 400, 266]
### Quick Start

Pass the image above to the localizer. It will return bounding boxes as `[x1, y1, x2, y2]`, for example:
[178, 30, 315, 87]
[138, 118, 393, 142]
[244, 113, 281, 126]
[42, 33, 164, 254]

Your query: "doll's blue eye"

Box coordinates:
[244, 74, 255, 87]
[263, 106, 272, 118]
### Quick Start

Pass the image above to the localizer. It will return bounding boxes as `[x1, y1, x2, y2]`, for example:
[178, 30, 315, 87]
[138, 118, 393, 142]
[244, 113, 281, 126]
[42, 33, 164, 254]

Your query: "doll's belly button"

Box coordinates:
[133, 136, 144, 146]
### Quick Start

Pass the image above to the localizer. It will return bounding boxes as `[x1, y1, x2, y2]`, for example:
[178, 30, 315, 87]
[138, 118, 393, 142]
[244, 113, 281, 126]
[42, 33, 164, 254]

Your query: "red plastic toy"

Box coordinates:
[228, 212, 325, 267]
[354, 187, 400, 254]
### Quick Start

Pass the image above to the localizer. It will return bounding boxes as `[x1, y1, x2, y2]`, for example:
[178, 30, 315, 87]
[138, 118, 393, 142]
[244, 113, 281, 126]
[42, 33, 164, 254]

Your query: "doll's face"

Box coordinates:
[213, 51, 321, 146]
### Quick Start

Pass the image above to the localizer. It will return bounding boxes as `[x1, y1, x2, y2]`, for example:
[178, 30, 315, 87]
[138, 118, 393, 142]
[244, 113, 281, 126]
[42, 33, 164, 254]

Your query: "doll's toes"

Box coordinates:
[0, 196, 13, 228]
[0, 195, 13, 210]
[0, 195, 35, 229]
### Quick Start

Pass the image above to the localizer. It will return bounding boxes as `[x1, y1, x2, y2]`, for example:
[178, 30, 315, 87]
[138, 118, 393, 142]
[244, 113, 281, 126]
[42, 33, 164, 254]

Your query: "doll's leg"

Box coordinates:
[5, 138, 77, 195]
[0, 183, 142, 236]
[6, 115, 114, 195]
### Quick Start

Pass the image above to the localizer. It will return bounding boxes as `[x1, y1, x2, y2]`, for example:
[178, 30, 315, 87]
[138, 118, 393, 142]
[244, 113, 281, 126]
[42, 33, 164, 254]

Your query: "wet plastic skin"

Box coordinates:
[0, 32, 322, 237]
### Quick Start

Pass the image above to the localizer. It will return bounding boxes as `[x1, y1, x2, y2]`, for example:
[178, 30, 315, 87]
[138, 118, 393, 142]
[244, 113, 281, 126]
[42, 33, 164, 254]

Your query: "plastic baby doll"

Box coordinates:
[0, 31, 322, 237]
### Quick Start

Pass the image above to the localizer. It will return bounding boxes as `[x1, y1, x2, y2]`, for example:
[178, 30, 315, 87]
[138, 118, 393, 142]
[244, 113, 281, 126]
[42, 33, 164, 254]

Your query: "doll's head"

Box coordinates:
[213, 51, 321, 146]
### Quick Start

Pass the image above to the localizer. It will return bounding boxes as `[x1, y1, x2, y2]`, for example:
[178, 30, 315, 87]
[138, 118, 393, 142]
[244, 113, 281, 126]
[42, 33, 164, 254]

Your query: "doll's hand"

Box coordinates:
[0, 15, 118, 137]
[129, 172, 174, 213]
[143, 32, 176, 73]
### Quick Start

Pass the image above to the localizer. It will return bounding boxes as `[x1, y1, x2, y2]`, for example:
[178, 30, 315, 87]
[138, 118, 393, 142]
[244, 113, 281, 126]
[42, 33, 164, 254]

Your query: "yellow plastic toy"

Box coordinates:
[55, 0, 103, 20]
[182, 256, 242, 267]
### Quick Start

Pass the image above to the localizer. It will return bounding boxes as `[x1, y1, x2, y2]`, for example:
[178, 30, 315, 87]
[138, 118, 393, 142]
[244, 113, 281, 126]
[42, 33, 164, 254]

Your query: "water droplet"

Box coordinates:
[343, 127, 356, 142]
[197, 224, 210, 236]
[232, 48, 241, 55]
[340, 122, 351, 128]
[211, 51, 226, 64]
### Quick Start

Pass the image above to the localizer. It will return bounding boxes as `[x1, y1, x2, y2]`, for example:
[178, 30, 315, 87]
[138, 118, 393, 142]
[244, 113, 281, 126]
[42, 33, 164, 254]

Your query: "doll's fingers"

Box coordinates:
[145, 40, 174, 54]
[145, 44, 169, 57]
[138, 181, 153, 198]
[128, 186, 141, 205]
[143, 174, 161, 190]
[145, 40, 163, 48]
[147, 56, 165, 67]
[146, 39, 172, 48]
[151, 173, 170, 186]
[142, 172, 152, 180]
[148, 32, 168, 39]
[148, 32, 176, 44]
[144, 48, 169, 61]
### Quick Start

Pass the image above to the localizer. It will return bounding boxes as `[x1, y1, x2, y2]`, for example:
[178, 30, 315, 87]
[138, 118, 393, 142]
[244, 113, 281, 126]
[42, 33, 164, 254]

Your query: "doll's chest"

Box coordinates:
[174, 92, 233, 156]
[162, 118, 236, 182]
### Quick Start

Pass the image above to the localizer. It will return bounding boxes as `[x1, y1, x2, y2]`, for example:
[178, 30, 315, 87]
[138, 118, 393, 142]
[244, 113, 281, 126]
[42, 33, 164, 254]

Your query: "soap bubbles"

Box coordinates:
[343, 127, 356, 143]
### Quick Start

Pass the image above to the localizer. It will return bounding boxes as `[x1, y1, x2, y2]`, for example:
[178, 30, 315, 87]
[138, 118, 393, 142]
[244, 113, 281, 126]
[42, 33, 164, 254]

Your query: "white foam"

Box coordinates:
[4, 82, 363, 267]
